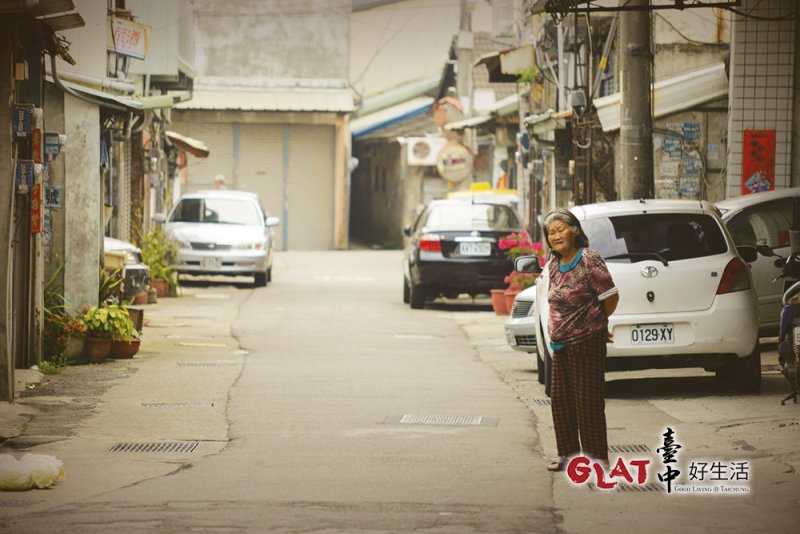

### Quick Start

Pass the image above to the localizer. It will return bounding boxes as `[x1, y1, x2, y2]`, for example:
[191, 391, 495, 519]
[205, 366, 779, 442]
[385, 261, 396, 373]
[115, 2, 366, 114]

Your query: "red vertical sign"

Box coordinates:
[31, 183, 42, 234]
[742, 129, 776, 194]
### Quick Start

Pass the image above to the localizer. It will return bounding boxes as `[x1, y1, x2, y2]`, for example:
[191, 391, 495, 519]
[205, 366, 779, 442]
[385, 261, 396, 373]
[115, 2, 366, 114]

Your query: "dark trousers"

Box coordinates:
[550, 331, 608, 460]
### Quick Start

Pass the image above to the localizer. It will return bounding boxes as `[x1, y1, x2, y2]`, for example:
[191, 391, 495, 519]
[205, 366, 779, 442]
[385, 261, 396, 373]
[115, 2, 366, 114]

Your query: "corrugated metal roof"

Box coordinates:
[351, 97, 434, 138]
[176, 88, 354, 113]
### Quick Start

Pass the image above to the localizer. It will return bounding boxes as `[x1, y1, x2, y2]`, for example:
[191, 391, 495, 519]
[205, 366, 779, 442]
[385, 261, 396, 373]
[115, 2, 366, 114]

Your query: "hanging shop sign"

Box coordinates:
[44, 132, 62, 161]
[436, 141, 473, 183]
[742, 129, 776, 195]
[31, 183, 43, 234]
[15, 160, 34, 192]
[12, 105, 33, 137]
[32, 128, 42, 163]
[108, 17, 149, 60]
[45, 185, 63, 208]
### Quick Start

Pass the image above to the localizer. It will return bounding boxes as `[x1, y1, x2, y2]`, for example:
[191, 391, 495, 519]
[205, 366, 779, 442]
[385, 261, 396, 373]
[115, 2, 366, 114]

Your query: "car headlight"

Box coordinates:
[234, 242, 265, 250]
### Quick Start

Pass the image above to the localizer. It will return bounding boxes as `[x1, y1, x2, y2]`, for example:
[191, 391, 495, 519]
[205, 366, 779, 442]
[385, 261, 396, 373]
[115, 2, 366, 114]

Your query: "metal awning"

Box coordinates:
[176, 88, 354, 113]
[594, 62, 728, 132]
[474, 44, 536, 84]
[47, 76, 143, 111]
[166, 131, 210, 158]
[443, 94, 519, 131]
[351, 97, 433, 138]
[444, 115, 493, 131]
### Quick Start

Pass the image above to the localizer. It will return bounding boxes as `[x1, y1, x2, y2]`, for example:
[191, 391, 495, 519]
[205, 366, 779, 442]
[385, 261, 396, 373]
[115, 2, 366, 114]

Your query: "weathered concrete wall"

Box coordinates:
[192, 0, 350, 80]
[1, 28, 14, 401]
[56, 0, 107, 77]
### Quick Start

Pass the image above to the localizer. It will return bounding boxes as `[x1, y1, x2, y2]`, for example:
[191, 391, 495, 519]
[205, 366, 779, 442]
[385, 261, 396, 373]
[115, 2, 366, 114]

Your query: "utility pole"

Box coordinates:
[618, 0, 654, 199]
[456, 0, 475, 114]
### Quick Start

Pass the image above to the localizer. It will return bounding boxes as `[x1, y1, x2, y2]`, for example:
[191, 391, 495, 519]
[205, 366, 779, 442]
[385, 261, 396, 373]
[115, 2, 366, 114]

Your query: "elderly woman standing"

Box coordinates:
[543, 208, 619, 472]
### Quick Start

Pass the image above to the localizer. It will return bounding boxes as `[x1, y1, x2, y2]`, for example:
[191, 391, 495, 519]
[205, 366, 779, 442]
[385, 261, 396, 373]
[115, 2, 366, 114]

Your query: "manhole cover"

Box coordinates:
[532, 399, 551, 406]
[141, 402, 214, 408]
[109, 442, 199, 453]
[384, 414, 499, 427]
[609, 444, 650, 453]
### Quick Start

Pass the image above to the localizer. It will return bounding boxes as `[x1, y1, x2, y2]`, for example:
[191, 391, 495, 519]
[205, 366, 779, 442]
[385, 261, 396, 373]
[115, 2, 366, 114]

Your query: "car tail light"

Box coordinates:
[419, 234, 441, 252]
[716, 257, 751, 294]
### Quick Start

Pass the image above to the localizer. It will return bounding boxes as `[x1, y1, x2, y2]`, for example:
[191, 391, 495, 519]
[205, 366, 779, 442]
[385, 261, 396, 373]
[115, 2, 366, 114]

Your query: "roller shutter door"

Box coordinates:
[288, 125, 335, 250]
[238, 124, 285, 250]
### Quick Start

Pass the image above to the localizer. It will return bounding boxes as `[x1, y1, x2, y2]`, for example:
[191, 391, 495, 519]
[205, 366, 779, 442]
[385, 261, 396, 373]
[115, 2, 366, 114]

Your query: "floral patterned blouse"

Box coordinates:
[547, 248, 618, 347]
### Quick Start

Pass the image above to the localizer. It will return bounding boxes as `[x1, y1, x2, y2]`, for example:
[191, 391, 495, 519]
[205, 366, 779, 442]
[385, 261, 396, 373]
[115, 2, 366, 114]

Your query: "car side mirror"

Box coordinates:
[514, 255, 541, 274]
[265, 216, 280, 227]
[403, 226, 412, 237]
[152, 213, 166, 224]
[737, 245, 758, 264]
[755, 244, 775, 257]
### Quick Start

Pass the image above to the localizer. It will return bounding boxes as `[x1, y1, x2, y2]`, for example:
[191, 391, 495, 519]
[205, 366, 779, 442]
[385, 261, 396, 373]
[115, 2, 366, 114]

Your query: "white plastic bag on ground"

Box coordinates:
[0, 454, 33, 491]
[20, 453, 63, 489]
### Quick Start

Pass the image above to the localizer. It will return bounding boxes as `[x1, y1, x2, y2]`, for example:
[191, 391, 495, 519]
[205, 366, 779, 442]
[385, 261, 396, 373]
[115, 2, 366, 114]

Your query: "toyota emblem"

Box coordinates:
[208, 243, 216, 250]
[640, 266, 658, 278]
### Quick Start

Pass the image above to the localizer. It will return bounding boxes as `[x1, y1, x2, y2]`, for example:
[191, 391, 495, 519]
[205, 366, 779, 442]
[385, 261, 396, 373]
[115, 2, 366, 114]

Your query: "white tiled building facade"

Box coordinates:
[727, 0, 797, 197]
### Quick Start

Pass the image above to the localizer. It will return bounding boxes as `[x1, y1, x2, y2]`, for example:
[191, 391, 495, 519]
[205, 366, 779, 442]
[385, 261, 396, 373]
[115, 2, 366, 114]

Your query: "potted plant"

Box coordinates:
[79, 304, 131, 363]
[497, 232, 546, 313]
[110, 328, 141, 359]
[141, 227, 179, 298]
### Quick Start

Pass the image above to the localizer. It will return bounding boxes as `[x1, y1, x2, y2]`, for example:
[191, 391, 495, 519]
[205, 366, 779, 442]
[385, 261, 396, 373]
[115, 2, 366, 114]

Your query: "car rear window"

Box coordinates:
[171, 198, 262, 226]
[423, 203, 521, 231]
[582, 213, 728, 262]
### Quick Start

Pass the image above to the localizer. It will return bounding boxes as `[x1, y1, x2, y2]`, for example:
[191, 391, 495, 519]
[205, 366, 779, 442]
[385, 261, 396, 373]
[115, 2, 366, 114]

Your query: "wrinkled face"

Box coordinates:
[547, 220, 579, 256]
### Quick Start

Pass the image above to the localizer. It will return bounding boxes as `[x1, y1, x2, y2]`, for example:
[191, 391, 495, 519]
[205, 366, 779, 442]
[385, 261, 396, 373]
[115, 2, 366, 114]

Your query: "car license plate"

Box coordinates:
[201, 257, 221, 270]
[631, 323, 674, 345]
[459, 242, 491, 256]
[505, 329, 516, 346]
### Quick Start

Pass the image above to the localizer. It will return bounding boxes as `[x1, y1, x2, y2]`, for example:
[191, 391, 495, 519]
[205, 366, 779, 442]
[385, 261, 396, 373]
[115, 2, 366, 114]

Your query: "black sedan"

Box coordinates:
[402, 199, 524, 309]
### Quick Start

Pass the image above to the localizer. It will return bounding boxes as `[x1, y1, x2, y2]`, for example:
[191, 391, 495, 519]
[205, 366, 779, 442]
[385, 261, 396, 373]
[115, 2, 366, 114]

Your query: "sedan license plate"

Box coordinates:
[505, 329, 516, 346]
[201, 256, 221, 270]
[631, 324, 674, 345]
[459, 242, 491, 256]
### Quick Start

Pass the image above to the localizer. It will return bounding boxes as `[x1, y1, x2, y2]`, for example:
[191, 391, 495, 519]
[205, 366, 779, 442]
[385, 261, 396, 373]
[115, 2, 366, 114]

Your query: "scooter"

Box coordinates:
[762, 245, 800, 404]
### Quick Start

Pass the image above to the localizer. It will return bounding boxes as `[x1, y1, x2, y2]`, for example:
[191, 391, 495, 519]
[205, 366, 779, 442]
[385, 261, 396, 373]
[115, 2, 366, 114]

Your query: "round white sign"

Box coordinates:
[436, 142, 473, 183]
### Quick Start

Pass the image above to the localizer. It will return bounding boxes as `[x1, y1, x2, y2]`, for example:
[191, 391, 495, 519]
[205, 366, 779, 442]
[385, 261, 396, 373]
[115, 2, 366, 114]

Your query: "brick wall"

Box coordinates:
[727, 0, 797, 197]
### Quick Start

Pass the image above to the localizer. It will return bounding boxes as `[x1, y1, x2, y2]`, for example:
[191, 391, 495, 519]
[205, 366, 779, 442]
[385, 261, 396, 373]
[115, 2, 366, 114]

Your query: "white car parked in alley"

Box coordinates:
[504, 287, 547, 385]
[517, 199, 761, 395]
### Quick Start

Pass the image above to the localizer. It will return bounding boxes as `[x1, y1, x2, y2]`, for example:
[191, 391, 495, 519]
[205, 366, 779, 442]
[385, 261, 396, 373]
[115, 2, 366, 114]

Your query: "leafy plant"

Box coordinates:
[43, 261, 85, 368]
[99, 267, 124, 304]
[141, 227, 180, 291]
[38, 360, 62, 375]
[80, 304, 134, 340]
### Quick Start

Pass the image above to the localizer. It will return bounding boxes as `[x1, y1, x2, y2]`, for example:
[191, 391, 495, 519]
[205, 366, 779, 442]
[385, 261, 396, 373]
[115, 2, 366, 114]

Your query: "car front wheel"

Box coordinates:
[254, 271, 268, 288]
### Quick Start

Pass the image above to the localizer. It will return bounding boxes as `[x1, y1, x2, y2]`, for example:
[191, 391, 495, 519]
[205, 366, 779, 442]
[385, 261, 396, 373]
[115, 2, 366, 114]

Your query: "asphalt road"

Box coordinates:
[1, 250, 798, 532]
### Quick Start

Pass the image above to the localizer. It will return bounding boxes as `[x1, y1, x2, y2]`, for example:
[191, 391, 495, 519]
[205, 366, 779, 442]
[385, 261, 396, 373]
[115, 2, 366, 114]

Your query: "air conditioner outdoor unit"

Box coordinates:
[407, 137, 447, 166]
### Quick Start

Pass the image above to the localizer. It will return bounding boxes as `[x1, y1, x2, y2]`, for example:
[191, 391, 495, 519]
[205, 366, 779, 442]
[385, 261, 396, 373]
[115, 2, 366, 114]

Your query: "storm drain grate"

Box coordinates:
[384, 414, 499, 427]
[178, 362, 237, 368]
[141, 402, 214, 408]
[532, 399, 551, 406]
[609, 444, 650, 453]
[590, 483, 663, 493]
[0, 500, 43, 508]
[109, 441, 199, 453]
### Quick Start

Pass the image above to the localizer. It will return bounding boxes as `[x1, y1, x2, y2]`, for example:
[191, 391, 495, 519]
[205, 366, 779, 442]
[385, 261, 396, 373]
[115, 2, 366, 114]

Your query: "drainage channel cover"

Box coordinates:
[110, 441, 199, 453]
[609, 444, 650, 453]
[590, 482, 662, 493]
[385, 414, 499, 427]
[0, 500, 43, 508]
[532, 399, 551, 406]
[142, 402, 214, 408]
[173, 316, 217, 320]
[175, 342, 228, 348]
[178, 362, 237, 367]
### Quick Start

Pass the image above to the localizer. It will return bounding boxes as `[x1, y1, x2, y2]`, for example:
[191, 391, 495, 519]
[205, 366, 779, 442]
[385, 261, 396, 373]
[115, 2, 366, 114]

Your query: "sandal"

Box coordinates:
[547, 456, 567, 472]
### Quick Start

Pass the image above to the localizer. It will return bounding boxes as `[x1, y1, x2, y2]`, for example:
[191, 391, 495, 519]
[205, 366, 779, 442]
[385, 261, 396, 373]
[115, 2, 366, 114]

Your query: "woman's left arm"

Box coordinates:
[602, 293, 619, 317]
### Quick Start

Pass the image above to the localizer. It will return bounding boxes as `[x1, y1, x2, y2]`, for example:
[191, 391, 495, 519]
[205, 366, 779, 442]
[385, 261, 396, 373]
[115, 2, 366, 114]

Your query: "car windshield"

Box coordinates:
[170, 198, 262, 225]
[582, 213, 728, 262]
[423, 203, 520, 231]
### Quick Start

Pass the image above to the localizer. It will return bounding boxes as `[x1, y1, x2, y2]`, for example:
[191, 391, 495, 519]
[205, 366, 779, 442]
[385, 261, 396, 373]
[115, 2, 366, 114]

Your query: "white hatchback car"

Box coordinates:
[523, 199, 761, 393]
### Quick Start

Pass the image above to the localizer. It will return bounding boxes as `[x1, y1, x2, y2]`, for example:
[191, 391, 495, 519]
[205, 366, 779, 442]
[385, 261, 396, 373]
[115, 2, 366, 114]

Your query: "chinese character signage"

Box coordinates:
[44, 185, 63, 208]
[31, 183, 42, 234]
[742, 129, 776, 194]
[15, 160, 34, 192]
[108, 17, 149, 60]
[44, 132, 61, 161]
[13, 105, 32, 137]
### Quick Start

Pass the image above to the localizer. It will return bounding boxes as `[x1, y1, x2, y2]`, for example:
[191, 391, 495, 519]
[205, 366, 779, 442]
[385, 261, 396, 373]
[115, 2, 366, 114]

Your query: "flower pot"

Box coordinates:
[151, 279, 169, 298]
[64, 336, 85, 362]
[504, 290, 520, 314]
[133, 292, 148, 305]
[491, 289, 509, 315]
[127, 307, 144, 332]
[110, 339, 141, 359]
[85, 337, 112, 363]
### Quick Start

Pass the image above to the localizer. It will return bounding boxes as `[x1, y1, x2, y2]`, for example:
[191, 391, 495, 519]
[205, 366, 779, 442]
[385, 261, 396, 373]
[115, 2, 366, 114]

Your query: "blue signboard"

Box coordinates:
[15, 160, 34, 192]
[13, 106, 32, 137]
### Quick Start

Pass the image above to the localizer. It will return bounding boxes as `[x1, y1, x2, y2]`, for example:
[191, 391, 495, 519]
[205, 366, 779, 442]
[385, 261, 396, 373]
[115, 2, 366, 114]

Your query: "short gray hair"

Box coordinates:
[542, 208, 589, 254]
